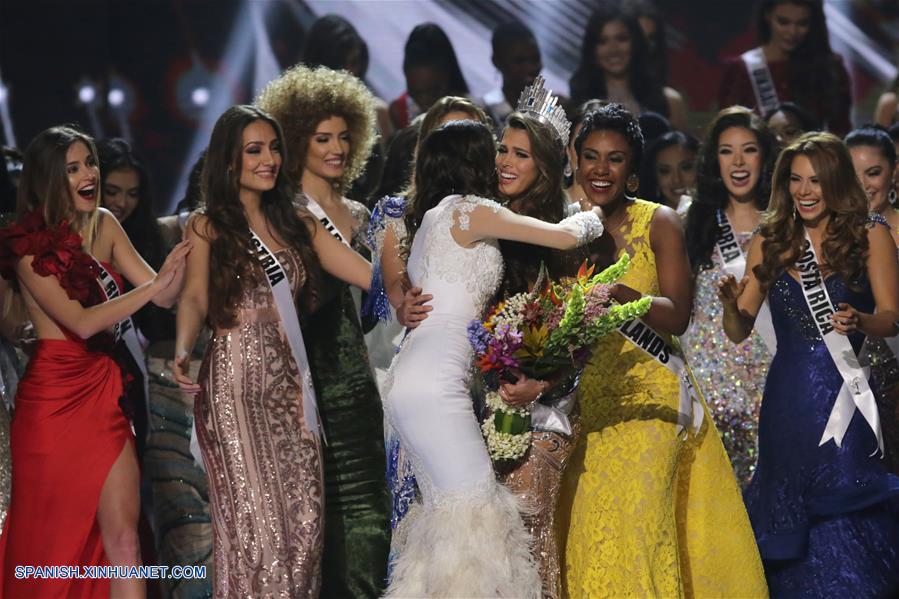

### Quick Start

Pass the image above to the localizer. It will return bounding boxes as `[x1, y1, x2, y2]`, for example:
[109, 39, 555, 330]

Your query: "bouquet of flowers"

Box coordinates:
[467, 254, 651, 462]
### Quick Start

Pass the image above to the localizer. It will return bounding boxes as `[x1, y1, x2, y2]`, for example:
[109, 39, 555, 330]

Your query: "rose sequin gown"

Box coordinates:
[196, 247, 323, 598]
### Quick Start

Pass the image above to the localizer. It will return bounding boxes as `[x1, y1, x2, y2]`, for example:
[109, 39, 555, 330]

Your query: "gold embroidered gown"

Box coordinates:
[558, 199, 768, 598]
[196, 248, 323, 598]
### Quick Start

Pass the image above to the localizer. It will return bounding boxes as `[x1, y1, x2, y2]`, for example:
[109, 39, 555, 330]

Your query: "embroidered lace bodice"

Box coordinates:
[406, 195, 506, 320]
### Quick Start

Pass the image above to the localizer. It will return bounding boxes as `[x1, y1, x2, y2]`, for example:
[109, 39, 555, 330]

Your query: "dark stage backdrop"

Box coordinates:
[0, 0, 896, 213]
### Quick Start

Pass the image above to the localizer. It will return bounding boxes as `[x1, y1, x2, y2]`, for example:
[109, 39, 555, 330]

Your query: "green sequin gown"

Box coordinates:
[303, 200, 391, 597]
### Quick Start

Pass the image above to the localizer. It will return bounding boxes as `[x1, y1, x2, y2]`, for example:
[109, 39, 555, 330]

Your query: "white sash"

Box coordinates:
[305, 196, 350, 247]
[715, 210, 777, 354]
[93, 260, 150, 440]
[618, 318, 703, 435]
[741, 48, 780, 116]
[797, 231, 882, 453]
[248, 228, 321, 437]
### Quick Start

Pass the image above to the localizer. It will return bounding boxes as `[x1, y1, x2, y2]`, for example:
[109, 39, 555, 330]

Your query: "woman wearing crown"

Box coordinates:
[490, 78, 586, 599]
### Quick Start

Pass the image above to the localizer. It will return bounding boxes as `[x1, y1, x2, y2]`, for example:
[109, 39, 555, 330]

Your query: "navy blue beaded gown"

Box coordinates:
[744, 270, 899, 598]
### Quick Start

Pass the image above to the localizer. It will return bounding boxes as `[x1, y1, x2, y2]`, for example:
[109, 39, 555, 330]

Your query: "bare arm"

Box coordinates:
[453, 203, 603, 250]
[719, 233, 767, 343]
[173, 215, 211, 393]
[17, 242, 187, 340]
[611, 206, 692, 335]
[833, 223, 899, 337]
[102, 209, 184, 308]
[664, 87, 688, 132]
[381, 224, 408, 309]
[874, 92, 898, 128]
[308, 218, 372, 291]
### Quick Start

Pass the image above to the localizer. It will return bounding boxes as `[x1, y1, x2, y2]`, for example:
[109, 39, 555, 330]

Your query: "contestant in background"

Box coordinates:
[388, 23, 471, 131]
[846, 125, 899, 474]
[483, 20, 544, 132]
[639, 130, 699, 212]
[173, 105, 372, 597]
[557, 104, 766, 598]
[256, 66, 391, 598]
[569, 3, 686, 130]
[720, 132, 899, 596]
[718, 0, 852, 134]
[681, 106, 777, 487]
[0, 126, 189, 598]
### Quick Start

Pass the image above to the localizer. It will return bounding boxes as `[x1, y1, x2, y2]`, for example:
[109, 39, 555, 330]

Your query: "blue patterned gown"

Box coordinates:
[745, 270, 899, 597]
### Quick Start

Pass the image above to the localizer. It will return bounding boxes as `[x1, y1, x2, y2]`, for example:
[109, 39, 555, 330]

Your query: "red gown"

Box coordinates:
[0, 213, 132, 598]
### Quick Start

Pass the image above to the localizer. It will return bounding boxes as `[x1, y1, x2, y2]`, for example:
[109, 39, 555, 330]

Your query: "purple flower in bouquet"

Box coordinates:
[467, 319, 490, 354]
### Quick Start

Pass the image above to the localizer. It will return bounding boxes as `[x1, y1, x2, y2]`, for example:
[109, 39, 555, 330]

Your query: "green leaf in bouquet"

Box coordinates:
[592, 252, 631, 285]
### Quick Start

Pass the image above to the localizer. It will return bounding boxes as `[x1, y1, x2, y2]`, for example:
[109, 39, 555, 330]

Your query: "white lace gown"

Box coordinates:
[382, 194, 600, 598]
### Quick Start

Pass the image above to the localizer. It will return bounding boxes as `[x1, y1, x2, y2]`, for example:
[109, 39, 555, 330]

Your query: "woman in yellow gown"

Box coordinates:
[558, 103, 768, 597]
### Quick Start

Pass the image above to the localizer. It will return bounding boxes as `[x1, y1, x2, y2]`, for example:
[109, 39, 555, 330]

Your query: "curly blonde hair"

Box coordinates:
[255, 65, 377, 193]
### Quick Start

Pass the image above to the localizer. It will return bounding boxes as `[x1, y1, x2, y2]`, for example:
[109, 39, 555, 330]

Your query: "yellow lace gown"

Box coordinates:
[558, 200, 767, 598]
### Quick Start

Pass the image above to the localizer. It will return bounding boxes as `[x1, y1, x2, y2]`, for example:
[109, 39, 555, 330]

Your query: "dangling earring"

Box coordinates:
[626, 173, 639, 194]
[889, 185, 898, 208]
[563, 161, 573, 179]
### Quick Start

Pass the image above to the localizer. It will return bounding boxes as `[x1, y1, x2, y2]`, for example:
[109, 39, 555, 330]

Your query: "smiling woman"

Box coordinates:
[719, 132, 899, 596]
[681, 106, 777, 487]
[558, 103, 767, 598]
[0, 126, 190, 598]
[719, 0, 852, 134]
[256, 66, 391, 598]
[569, 3, 686, 129]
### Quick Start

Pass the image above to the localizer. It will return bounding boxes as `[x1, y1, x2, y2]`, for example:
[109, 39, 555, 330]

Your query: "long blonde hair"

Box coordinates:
[754, 132, 870, 290]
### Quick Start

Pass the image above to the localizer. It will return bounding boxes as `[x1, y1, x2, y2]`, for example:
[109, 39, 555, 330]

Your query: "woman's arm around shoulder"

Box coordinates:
[452, 197, 604, 250]
[304, 210, 372, 291]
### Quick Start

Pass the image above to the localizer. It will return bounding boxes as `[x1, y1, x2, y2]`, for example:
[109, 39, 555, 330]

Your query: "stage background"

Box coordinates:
[0, 0, 896, 212]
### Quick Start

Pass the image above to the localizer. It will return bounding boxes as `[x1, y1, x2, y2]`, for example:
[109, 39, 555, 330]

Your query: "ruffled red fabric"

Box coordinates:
[0, 210, 102, 306]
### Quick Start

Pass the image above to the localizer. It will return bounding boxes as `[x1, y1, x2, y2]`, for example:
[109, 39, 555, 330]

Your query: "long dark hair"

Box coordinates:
[755, 0, 840, 122]
[404, 23, 469, 96]
[199, 105, 321, 329]
[403, 120, 497, 255]
[302, 14, 369, 78]
[639, 130, 699, 206]
[97, 138, 166, 270]
[498, 113, 568, 296]
[569, 3, 667, 115]
[626, 0, 669, 84]
[754, 132, 869, 290]
[685, 106, 776, 272]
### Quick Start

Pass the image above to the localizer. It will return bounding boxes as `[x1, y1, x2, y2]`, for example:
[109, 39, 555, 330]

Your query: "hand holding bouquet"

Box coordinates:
[468, 254, 651, 462]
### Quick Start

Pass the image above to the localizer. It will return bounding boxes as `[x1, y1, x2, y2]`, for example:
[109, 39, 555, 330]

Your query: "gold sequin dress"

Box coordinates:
[196, 248, 323, 598]
[557, 199, 768, 598]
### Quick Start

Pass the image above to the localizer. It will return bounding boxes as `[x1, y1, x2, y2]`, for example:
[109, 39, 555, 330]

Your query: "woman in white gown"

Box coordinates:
[383, 119, 603, 597]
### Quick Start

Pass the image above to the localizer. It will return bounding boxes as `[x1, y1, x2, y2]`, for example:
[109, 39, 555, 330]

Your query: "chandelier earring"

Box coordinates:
[626, 173, 640, 194]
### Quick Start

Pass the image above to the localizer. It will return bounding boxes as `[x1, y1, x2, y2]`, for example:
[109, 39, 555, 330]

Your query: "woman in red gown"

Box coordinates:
[0, 126, 189, 598]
